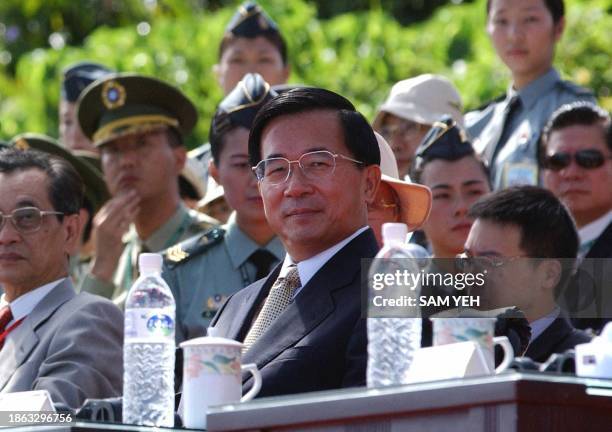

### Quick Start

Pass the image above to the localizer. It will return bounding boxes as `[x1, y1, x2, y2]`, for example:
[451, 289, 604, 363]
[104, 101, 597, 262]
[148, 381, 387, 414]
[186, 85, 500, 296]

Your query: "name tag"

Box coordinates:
[502, 162, 538, 188]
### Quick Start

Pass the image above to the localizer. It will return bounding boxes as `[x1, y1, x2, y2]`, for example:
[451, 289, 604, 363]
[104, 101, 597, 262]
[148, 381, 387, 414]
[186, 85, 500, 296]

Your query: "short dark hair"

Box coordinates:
[412, 151, 490, 188]
[248, 87, 380, 167]
[486, 0, 564, 24]
[540, 102, 611, 161]
[468, 185, 578, 286]
[218, 32, 288, 65]
[0, 148, 83, 216]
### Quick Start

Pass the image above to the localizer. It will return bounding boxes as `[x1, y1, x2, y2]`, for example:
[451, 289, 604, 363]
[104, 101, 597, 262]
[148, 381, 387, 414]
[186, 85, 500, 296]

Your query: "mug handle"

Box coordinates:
[493, 336, 514, 374]
[240, 363, 262, 402]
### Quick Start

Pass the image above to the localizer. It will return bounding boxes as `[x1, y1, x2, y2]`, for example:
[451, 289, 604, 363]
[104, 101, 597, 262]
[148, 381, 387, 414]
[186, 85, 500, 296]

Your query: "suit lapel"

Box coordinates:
[226, 266, 281, 342]
[524, 318, 571, 362]
[586, 221, 612, 258]
[242, 230, 378, 376]
[0, 279, 75, 391]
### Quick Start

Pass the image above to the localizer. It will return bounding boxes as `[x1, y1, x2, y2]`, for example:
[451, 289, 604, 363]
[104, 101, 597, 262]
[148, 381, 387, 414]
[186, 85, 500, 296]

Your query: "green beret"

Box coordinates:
[76, 73, 198, 147]
[10, 133, 110, 212]
[226, 2, 280, 38]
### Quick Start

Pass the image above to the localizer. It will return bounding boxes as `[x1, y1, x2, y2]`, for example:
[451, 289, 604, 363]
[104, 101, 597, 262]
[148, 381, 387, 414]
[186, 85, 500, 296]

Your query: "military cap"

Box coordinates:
[413, 115, 476, 172]
[226, 2, 280, 38]
[77, 73, 198, 147]
[213, 72, 277, 134]
[10, 133, 110, 212]
[72, 149, 102, 172]
[61, 61, 113, 102]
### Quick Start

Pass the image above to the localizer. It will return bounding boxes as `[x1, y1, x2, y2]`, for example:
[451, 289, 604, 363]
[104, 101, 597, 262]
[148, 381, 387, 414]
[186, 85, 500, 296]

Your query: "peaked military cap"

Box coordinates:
[215, 72, 278, 132]
[226, 1, 280, 38]
[413, 115, 476, 172]
[10, 133, 110, 212]
[61, 61, 113, 102]
[77, 73, 198, 147]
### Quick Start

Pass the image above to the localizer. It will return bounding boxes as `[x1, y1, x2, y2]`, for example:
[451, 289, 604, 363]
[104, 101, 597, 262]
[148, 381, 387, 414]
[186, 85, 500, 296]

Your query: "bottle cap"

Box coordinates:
[138, 253, 163, 272]
[382, 223, 408, 244]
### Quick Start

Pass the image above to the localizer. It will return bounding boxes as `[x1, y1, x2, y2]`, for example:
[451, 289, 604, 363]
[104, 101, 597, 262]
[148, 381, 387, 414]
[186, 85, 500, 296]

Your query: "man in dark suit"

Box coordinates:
[464, 186, 591, 363]
[210, 87, 381, 397]
[540, 102, 612, 331]
[0, 148, 123, 408]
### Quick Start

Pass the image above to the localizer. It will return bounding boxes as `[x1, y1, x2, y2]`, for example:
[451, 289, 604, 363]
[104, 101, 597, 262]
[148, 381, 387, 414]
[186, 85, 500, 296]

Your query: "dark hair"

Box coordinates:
[469, 185, 578, 286]
[166, 127, 183, 148]
[540, 102, 611, 161]
[486, 0, 565, 24]
[414, 154, 490, 187]
[248, 87, 380, 167]
[209, 114, 234, 164]
[0, 148, 83, 216]
[218, 32, 288, 65]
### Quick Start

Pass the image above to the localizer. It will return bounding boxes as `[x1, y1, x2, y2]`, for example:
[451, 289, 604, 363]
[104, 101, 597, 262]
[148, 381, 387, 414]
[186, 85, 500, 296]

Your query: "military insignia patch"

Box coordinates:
[203, 294, 227, 319]
[14, 138, 29, 151]
[102, 80, 126, 109]
[166, 244, 189, 262]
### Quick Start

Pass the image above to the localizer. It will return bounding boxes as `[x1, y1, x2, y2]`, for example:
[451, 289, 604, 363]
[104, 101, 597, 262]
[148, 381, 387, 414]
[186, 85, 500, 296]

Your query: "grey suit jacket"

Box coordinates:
[0, 278, 124, 409]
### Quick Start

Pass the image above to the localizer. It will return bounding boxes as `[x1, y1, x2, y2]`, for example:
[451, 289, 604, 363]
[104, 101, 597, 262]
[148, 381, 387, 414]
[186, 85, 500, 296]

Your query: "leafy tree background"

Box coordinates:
[0, 0, 610, 148]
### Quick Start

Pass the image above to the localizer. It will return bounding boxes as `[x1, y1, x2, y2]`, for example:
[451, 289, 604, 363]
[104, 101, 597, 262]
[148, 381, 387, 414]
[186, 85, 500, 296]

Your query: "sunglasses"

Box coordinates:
[542, 149, 612, 171]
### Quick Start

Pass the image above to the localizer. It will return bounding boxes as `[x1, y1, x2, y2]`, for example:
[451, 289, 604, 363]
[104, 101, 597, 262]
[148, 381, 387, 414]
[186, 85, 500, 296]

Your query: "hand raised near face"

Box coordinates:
[89, 189, 140, 282]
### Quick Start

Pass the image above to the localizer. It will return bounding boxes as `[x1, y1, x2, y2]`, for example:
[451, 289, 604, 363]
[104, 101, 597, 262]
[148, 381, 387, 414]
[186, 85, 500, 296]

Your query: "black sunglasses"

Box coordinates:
[542, 149, 612, 171]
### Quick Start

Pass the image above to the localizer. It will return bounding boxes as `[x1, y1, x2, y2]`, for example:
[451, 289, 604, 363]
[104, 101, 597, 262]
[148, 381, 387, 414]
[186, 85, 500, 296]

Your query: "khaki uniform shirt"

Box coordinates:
[80, 204, 217, 308]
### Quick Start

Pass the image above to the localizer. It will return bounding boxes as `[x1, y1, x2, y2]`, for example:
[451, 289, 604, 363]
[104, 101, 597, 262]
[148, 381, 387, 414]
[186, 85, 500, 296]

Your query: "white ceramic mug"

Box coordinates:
[179, 336, 262, 429]
[432, 317, 514, 374]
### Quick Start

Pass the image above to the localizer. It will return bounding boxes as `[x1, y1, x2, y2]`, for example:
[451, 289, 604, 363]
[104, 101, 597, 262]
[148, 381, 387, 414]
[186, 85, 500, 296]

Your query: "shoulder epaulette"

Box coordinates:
[163, 227, 225, 269]
[188, 208, 221, 228]
[471, 93, 506, 112]
[558, 80, 594, 97]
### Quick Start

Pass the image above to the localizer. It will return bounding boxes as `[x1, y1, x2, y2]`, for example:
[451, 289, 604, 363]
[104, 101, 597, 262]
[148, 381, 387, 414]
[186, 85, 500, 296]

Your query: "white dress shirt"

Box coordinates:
[0, 278, 66, 327]
[577, 210, 612, 258]
[278, 226, 370, 299]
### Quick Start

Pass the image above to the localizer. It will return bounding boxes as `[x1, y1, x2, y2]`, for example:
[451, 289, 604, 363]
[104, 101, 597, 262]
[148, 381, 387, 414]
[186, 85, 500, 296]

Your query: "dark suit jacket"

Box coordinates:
[210, 229, 379, 397]
[524, 317, 592, 363]
[569, 221, 612, 332]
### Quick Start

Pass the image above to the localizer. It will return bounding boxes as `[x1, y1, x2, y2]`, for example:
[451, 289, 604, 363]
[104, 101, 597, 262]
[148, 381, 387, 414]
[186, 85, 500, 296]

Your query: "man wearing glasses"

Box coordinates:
[0, 148, 123, 408]
[209, 87, 381, 397]
[540, 102, 612, 333]
[462, 185, 591, 362]
[540, 102, 612, 259]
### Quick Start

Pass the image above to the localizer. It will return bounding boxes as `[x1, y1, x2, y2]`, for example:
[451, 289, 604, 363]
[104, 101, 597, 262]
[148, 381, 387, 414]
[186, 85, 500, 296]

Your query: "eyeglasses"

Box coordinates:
[379, 121, 424, 143]
[252, 150, 363, 185]
[455, 252, 524, 271]
[542, 149, 612, 171]
[0, 207, 64, 234]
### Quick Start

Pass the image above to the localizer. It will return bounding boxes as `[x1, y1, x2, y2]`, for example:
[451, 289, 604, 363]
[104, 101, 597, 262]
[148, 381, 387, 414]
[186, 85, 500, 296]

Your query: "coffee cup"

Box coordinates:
[432, 317, 514, 374]
[179, 336, 261, 429]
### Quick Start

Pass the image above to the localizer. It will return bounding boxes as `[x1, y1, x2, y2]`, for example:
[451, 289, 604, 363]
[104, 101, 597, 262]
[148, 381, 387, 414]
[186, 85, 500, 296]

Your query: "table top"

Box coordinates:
[206, 371, 612, 430]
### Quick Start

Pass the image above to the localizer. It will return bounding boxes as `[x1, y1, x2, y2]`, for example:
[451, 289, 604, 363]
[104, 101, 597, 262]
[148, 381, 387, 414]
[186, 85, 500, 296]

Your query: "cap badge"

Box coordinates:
[14, 138, 30, 151]
[102, 80, 126, 110]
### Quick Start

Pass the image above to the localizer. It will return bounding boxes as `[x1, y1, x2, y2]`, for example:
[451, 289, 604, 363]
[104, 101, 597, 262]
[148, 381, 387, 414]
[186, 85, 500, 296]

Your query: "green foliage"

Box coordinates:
[0, 0, 610, 148]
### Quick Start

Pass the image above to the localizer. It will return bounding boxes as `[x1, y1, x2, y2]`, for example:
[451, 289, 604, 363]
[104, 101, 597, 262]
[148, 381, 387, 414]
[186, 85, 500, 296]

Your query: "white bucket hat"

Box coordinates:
[375, 132, 432, 230]
[373, 74, 464, 130]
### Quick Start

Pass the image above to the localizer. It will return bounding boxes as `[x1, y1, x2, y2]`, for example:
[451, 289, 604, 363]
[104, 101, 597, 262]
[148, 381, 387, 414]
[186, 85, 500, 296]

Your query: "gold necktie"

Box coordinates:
[243, 266, 301, 351]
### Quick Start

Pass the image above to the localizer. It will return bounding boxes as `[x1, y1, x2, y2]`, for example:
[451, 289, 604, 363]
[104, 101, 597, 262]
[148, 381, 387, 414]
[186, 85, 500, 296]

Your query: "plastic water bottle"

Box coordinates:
[123, 253, 176, 427]
[367, 223, 422, 387]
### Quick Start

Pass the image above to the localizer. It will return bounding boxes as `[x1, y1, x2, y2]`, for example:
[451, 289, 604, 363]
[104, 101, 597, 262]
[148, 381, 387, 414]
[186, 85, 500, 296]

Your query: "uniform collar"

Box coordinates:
[511, 68, 560, 111]
[124, 204, 189, 252]
[224, 212, 284, 270]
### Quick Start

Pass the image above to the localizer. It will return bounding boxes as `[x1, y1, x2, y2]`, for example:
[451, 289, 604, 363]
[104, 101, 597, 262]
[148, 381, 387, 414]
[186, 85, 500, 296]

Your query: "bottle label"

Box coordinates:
[125, 307, 175, 343]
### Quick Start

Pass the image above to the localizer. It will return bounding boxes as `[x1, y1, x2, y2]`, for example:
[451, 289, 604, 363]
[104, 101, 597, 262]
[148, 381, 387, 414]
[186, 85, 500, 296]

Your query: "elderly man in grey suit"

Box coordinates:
[0, 147, 123, 409]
